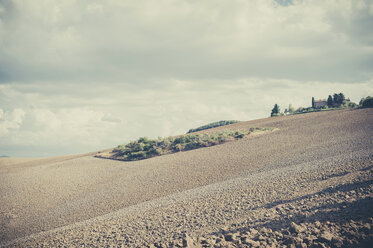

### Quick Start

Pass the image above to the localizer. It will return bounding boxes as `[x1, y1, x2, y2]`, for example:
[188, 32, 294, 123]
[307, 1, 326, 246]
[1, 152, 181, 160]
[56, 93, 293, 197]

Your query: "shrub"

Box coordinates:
[187, 120, 239, 133]
[112, 127, 273, 161]
[185, 141, 201, 150]
[346, 102, 357, 108]
[173, 143, 184, 152]
[234, 131, 245, 139]
[127, 151, 147, 160]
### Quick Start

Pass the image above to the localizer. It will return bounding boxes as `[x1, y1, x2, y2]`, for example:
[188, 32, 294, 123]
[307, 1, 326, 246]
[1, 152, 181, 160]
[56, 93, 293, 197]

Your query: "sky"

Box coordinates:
[1, 0, 373, 157]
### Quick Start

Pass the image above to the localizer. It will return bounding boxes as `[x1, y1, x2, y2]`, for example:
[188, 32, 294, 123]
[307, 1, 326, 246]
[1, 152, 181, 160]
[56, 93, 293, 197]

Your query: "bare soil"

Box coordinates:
[0, 108, 372, 247]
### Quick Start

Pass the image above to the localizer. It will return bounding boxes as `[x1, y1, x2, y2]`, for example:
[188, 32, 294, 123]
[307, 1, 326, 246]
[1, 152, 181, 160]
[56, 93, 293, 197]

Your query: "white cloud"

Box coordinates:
[0, 0, 372, 156]
[1, 78, 372, 157]
[0, 108, 25, 135]
[0, 105, 123, 156]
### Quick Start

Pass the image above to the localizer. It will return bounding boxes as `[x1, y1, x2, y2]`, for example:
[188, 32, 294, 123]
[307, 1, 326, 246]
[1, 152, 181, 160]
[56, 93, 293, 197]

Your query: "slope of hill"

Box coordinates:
[0, 108, 372, 247]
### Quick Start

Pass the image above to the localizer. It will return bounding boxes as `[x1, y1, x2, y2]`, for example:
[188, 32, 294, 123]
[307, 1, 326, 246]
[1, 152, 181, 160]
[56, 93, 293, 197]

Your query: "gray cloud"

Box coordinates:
[0, 0, 373, 157]
[1, 0, 373, 83]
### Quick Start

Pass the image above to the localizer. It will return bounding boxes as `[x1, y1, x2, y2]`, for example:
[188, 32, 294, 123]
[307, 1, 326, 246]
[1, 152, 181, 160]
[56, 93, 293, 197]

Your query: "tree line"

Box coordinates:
[271, 93, 372, 117]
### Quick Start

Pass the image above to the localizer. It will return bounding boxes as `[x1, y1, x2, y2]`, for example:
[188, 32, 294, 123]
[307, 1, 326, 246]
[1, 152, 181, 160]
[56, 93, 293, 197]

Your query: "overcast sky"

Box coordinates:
[1, 0, 373, 157]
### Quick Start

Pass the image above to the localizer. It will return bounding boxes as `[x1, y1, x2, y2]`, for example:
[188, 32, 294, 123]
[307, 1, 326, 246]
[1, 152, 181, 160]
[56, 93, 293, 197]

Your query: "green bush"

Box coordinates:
[360, 96, 373, 108]
[346, 102, 357, 108]
[112, 127, 273, 161]
[187, 120, 239, 133]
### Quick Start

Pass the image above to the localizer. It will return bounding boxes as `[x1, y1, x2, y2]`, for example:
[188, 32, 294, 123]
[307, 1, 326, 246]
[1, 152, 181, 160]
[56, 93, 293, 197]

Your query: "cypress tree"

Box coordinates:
[327, 95, 333, 107]
[333, 93, 339, 106]
[271, 104, 280, 117]
[338, 93, 345, 105]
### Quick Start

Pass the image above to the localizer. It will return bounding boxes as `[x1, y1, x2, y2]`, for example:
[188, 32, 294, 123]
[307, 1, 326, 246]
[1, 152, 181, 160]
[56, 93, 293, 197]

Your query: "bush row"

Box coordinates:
[187, 120, 239, 133]
[113, 127, 272, 161]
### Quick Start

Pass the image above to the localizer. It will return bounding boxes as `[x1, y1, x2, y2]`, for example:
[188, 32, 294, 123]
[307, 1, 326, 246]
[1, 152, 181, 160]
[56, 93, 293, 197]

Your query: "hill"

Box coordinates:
[0, 108, 372, 247]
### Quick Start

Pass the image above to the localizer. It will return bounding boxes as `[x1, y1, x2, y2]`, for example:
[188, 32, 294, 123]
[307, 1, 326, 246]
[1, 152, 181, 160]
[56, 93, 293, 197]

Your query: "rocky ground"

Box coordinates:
[175, 160, 373, 248]
[0, 108, 372, 247]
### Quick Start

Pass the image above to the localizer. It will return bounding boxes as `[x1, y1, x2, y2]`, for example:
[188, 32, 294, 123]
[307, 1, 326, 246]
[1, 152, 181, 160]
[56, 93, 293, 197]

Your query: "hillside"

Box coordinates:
[0, 108, 372, 247]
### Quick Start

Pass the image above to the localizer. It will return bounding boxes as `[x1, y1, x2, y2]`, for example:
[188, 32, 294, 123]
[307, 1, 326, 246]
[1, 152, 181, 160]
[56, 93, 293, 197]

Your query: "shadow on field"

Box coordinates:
[259, 179, 373, 214]
[210, 179, 373, 247]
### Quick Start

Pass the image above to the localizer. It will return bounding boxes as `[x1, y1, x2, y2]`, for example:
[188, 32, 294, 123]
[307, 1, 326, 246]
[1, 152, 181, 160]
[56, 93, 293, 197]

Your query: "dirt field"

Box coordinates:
[0, 108, 372, 247]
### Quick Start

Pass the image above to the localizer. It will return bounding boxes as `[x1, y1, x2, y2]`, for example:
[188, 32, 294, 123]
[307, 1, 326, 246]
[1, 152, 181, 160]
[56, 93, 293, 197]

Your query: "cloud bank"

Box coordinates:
[0, 0, 372, 157]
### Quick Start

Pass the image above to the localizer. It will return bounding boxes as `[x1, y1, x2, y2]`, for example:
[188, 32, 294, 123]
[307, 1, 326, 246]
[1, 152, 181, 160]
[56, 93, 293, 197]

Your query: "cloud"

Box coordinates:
[0, 0, 372, 83]
[0, 108, 25, 135]
[0, 0, 372, 157]
[101, 114, 121, 124]
[0, 105, 123, 157]
[1, 78, 372, 157]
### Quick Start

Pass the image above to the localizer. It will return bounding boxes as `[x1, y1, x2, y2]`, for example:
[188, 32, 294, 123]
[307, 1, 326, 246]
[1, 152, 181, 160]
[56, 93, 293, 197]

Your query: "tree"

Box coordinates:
[333, 93, 339, 105]
[312, 97, 315, 108]
[327, 95, 333, 107]
[338, 93, 345, 105]
[332, 92, 346, 106]
[347, 101, 357, 108]
[271, 104, 280, 117]
[360, 96, 373, 108]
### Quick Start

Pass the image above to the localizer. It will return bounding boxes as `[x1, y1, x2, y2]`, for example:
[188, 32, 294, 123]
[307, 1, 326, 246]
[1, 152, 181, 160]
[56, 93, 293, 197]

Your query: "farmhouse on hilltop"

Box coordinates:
[314, 99, 327, 108]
